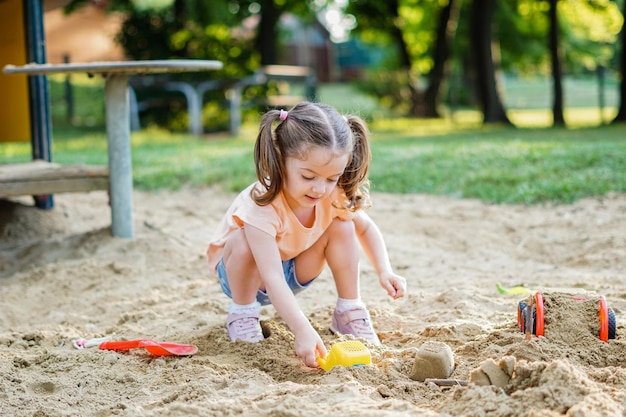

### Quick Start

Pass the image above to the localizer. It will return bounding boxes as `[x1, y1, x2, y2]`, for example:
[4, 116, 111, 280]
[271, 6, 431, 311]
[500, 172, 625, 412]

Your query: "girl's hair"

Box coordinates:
[253, 101, 372, 212]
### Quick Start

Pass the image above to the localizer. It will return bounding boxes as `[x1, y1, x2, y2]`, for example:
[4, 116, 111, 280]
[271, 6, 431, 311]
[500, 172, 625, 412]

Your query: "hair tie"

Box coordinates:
[279, 110, 288, 121]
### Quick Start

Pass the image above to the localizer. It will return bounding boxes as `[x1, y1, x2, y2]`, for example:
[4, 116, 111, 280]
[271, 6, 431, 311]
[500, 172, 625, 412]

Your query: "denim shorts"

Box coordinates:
[216, 257, 314, 306]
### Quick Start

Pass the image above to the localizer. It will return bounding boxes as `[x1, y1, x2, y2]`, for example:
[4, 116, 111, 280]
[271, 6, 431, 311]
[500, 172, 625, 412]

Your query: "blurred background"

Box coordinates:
[1, 0, 624, 205]
[43, 0, 625, 132]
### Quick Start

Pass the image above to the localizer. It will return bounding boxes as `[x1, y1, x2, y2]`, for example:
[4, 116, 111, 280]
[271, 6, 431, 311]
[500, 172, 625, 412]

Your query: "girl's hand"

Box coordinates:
[293, 326, 327, 368]
[379, 271, 407, 299]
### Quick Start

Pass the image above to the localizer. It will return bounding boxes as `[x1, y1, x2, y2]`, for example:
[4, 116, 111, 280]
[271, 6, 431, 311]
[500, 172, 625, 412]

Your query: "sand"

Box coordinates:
[1, 187, 625, 416]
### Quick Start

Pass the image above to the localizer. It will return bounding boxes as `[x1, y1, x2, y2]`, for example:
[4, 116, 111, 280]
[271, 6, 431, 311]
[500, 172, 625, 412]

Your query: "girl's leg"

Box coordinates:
[222, 228, 263, 304]
[221, 229, 264, 342]
[296, 218, 360, 297]
[297, 218, 380, 345]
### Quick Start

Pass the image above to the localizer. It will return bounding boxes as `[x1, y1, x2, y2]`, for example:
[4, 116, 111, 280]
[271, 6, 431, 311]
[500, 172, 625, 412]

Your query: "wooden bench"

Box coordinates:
[0, 160, 109, 198]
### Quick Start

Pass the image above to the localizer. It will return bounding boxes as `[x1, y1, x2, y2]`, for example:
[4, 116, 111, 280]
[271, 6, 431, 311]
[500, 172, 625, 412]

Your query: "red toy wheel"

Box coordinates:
[599, 295, 609, 342]
[518, 292, 616, 341]
[517, 300, 534, 334]
[534, 292, 545, 337]
[517, 301, 526, 332]
[609, 309, 617, 340]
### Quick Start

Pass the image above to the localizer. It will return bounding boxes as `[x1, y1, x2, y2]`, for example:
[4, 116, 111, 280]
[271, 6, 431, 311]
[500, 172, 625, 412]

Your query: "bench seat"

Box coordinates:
[0, 160, 109, 198]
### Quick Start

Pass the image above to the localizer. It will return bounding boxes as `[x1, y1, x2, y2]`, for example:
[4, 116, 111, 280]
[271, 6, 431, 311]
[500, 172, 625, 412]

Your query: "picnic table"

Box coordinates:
[2, 59, 223, 238]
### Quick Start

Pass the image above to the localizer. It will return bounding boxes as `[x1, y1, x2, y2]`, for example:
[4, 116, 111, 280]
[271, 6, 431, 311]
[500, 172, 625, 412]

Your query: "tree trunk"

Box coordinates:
[255, 0, 280, 65]
[388, 0, 424, 116]
[469, 0, 511, 124]
[612, 0, 626, 123]
[424, 0, 461, 118]
[549, 0, 565, 126]
[170, 0, 187, 58]
[388, 0, 411, 68]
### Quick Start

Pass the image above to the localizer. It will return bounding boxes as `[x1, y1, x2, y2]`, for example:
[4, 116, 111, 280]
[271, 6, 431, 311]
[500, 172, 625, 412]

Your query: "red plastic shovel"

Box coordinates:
[99, 340, 198, 356]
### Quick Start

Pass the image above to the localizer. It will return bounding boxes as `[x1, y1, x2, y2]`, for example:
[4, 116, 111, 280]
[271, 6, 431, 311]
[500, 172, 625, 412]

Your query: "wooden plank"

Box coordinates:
[0, 160, 60, 180]
[0, 160, 108, 180]
[0, 177, 109, 197]
[0, 161, 109, 197]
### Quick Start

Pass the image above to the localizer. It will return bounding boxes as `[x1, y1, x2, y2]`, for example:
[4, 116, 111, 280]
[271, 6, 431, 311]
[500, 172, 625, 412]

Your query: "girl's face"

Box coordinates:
[283, 146, 349, 211]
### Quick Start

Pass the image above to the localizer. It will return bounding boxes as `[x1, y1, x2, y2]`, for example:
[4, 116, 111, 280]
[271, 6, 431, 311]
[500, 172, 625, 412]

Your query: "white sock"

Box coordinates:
[228, 301, 261, 315]
[335, 297, 366, 313]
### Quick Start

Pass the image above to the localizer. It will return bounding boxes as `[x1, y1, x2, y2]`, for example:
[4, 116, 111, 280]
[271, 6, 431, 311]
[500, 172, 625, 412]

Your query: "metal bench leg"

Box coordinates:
[165, 81, 202, 136]
[105, 74, 134, 238]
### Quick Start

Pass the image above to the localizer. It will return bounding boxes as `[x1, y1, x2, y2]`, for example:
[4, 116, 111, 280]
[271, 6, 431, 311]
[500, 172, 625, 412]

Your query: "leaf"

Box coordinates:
[496, 283, 531, 296]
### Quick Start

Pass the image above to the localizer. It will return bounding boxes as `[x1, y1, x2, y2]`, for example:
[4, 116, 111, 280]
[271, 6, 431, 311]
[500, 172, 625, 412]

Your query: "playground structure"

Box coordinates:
[0, 0, 222, 238]
[128, 64, 316, 136]
[1, 0, 311, 238]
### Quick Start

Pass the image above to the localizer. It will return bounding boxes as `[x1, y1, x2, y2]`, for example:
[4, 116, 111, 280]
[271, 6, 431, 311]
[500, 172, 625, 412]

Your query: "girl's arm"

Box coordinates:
[242, 223, 327, 366]
[353, 211, 407, 299]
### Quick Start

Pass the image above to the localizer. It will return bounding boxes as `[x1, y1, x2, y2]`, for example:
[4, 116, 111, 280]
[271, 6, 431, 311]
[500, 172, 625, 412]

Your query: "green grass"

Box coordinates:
[499, 74, 619, 110]
[0, 125, 256, 192]
[2, 78, 625, 205]
[48, 74, 107, 127]
[2, 117, 624, 205]
[367, 121, 625, 204]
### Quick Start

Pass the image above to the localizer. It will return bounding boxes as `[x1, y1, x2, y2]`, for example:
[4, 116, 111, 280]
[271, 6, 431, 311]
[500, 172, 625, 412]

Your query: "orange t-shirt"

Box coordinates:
[206, 182, 355, 273]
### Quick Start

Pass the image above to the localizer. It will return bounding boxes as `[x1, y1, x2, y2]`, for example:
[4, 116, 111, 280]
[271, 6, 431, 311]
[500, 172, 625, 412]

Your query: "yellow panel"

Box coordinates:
[0, 0, 32, 143]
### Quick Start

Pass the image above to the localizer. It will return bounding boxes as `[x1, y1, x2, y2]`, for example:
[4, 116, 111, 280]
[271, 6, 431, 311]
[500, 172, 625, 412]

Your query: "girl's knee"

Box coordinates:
[327, 218, 356, 239]
[223, 229, 255, 264]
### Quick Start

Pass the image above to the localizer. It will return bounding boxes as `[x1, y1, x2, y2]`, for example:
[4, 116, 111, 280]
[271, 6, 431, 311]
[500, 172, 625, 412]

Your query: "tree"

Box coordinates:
[255, 0, 280, 65]
[231, 0, 315, 66]
[548, 0, 565, 126]
[424, 0, 461, 118]
[613, 0, 626, 123]
[349, 0, 514, 123]
[347, 0, 425, 116]
[469, 0, 511, 124]
[64, 0, 314, 69]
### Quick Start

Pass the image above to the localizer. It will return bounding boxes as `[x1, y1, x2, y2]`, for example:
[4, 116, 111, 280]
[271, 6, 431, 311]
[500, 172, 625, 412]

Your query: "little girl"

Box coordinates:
[207, 101, 407, 368]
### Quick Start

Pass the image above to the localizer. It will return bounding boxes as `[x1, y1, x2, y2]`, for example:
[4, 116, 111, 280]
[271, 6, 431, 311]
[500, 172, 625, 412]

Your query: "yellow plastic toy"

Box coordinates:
[317, 340, 371, 371]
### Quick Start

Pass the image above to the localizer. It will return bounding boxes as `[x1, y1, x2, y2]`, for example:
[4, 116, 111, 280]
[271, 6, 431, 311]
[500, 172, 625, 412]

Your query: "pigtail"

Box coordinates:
[252, 110, 285, 206]
[339, 115, 372, 211]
